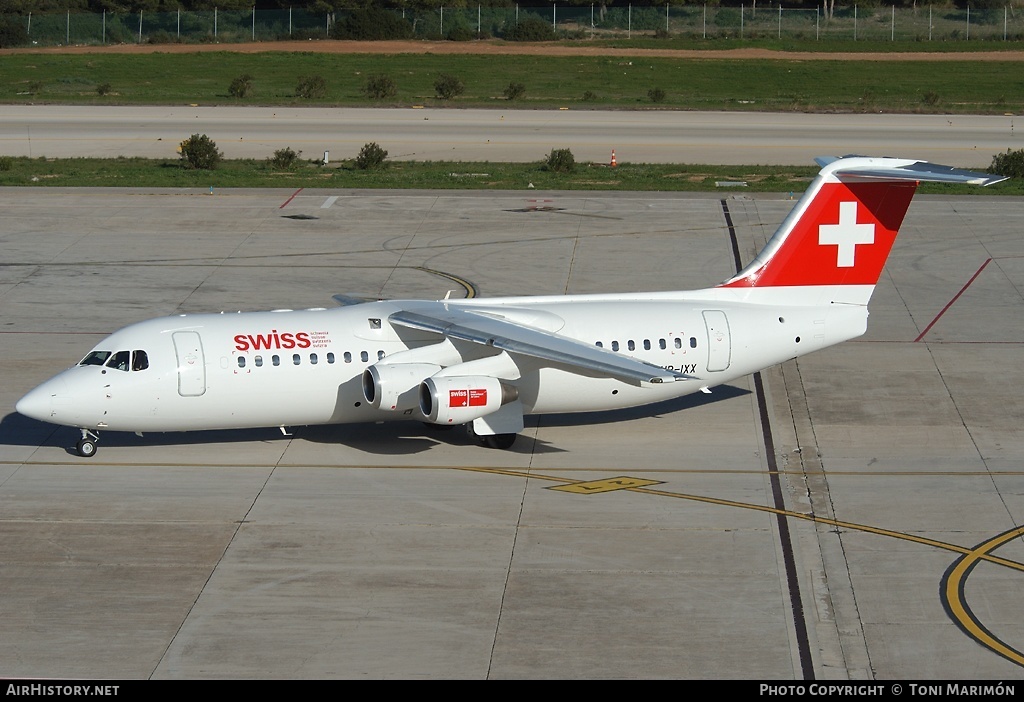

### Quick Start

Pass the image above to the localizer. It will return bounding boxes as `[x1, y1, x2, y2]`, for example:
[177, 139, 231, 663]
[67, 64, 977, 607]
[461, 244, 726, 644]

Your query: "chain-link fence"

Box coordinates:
[11, 5, 1024, 47]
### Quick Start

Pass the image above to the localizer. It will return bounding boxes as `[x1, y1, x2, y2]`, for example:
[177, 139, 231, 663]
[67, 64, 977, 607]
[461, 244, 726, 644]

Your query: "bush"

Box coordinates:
[0, 18, 29, 48]
[922, 90, 940, 106]
[179, 134, 223, 170]
[336, 8, 413, 40]
[269, 147, 301, 170]
[503, 82, 526, 101]
[990, 148, 1024, 178]
[295, 75, 327, 99]
[545, 148, 575, 174]
[504, 16, 557, 41]
[0, 156, 12, 172]
[355, 142, 388, 170]
[434, 73, 465, 100]
[447, 23, 474, 41]
[97, 83, 112, 96]
[363, 74, 397, 100]
[228, 74, 253, 98]
[648, 87, 666, 103]
[582, 90, 598, 102]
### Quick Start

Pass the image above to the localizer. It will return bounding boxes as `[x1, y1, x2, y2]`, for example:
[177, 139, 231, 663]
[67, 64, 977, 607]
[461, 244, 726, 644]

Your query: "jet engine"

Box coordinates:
[362, 363, 442, 411]
[419, 375, 519, 425]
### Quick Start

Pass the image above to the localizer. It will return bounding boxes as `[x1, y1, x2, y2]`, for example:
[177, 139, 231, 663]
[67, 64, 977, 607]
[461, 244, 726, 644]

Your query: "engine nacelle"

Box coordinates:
[362, 363, 442, 411]
[419, 375, 519, 425]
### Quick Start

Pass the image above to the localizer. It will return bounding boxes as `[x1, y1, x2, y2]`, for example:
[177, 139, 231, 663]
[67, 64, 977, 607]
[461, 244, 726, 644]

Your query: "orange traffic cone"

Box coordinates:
[610, 150, 618, 168]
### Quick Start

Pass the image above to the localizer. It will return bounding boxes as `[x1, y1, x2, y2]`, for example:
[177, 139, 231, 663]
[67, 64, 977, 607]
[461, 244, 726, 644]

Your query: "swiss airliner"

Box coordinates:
[16, 156, 1006, 457]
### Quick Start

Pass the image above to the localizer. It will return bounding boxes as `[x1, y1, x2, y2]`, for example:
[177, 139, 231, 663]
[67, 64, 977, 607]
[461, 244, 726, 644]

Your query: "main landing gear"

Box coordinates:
[76, 429, 99, 458]
[466, 424, 517, 450]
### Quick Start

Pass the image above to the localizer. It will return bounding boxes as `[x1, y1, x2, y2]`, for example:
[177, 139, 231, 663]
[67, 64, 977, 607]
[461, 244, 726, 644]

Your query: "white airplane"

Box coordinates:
[16, 156, 1005, 457]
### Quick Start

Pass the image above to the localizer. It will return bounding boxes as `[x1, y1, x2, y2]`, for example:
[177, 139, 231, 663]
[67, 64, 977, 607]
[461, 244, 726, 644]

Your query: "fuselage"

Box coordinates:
[16, 289, 868, 435]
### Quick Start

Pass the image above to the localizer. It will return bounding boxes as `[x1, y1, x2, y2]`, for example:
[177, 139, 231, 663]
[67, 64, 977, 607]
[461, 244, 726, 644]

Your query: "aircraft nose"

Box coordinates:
[16, 379, 67, 422]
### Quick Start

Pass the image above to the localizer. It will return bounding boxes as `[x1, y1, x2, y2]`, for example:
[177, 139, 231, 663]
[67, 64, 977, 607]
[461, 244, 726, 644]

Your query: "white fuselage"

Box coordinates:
[19, 288, 868, 435]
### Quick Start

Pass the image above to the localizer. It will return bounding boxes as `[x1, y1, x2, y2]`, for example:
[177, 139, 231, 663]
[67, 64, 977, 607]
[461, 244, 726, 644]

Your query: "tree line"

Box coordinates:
[1, 0, 1008, 16]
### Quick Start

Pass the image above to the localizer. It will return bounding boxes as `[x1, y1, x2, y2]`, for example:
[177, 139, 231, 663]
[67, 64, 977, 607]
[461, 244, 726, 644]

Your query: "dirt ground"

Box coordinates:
[4, 39, 1024, 60]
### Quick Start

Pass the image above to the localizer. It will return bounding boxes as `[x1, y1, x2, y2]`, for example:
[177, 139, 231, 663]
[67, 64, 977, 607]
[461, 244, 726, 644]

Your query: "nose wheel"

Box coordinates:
[76, 429, 99, 458]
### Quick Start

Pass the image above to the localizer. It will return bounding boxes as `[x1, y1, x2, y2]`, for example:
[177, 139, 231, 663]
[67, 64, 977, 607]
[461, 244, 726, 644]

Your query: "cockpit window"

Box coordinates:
[132, 350, 149, 371]
[105, 350, 131, 372]
[79, 351, 111, 366]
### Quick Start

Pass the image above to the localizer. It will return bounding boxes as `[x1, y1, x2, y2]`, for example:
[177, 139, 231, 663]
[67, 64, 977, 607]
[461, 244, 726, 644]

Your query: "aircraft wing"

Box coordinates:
[389, 306, 693, 386]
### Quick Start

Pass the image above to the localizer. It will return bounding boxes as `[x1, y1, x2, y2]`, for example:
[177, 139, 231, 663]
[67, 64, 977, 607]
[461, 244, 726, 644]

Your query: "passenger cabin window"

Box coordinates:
[659, 339, 667, 350]
[237, 357, 246, 368]
[627, 340, 635, 351]
[643, 339, 651, 351]
[272, 355, 280, 366]
[255, 356, 264, 368]
[344, 352, 352, 363]
[674, 338, 682, 349]
[360, 351, 369, 363]
[310, 353, 318, 365]
[293, 354, 301, 365]
[690, 337, 697, 348]
[611, 341, 619, 351]
[595, 341, 603, 348]
[327, 353, 335, 364]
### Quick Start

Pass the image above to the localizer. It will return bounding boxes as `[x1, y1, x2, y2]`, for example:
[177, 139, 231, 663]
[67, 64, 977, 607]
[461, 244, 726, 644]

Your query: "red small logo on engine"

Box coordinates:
[449, 389, 487, 407]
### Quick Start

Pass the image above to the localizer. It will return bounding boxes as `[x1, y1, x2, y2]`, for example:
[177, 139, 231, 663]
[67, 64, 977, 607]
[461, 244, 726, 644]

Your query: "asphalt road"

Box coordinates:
[1, 105, 1017, 166]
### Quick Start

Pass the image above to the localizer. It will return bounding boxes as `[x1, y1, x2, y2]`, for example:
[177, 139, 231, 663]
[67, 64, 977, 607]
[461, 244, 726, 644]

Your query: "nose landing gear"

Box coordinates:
[76, 429, 99, 458]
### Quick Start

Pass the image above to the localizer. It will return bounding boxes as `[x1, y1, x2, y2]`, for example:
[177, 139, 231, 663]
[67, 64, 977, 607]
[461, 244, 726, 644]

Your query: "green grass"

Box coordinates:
[1, 156, 1018, 195]
[4, 50, 1024, 113]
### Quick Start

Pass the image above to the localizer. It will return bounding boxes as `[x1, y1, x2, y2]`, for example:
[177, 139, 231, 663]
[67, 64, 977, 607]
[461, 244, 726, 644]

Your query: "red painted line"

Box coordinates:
[914, 258, 992, 342]
[279, 188, 303, 209]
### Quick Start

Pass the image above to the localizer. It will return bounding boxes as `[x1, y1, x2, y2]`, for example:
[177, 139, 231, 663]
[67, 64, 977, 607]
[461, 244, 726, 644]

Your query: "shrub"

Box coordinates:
[0, 156, 13, 172]
[0, 17, 29, 48]
[447, 23, 474, 41]
[504, 16, 557, 41]
[582, 90, 598, 102]
[269, 147, 301, 170]
[295, 75, 327, 100]
[355, 142, 388, 170]
[336, 8, 413, 40]
[179, 133, 223, 170]
[545, 148, 575, 174]
[990, 148, 1024, 178]
[26, 81, 43, 95]
[503, 82, 526, 101]
[97, 83, 112, 96]
[363, 74, 397, 100]
[434, 73, 465, 100]
[922, 90, 940, 106]
[648, 87, 666, 103]
[228, 74, 253, 98]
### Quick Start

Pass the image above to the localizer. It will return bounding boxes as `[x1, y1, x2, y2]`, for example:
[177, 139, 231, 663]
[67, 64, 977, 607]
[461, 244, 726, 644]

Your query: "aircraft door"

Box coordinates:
[702, 310, 731, 372]
[172, 331, 207, 397]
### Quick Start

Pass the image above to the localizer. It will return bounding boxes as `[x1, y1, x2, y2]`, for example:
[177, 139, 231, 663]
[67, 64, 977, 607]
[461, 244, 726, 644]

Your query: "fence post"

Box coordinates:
[177, 7, 180, 39]
[252, 6, 255, 41]
[138, 11, 142, 43]
[891, 5, 894, 41]
[778, 5, 781, 39]
[103, 10, 106, 44]
[666, 2, 669, 32]
[854, 5, 857, 40]
[741, 4, 744, 38]
[553, 3, 556, 31]
[816, 5, 819, 41]
[628, 4, 631, 38]
[66, 10, 69, 44]
[215, 7, 218, 39]
[703, 4, 707, 39]
[966, 5, 970, 40]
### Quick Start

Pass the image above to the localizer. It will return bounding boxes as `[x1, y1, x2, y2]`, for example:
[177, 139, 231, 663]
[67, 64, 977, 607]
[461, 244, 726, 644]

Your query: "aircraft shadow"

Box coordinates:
[0, 384, 748, 458]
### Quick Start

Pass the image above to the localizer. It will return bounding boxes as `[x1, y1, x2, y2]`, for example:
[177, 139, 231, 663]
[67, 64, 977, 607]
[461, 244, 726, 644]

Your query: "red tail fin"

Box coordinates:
[719, 157, 1005, 294]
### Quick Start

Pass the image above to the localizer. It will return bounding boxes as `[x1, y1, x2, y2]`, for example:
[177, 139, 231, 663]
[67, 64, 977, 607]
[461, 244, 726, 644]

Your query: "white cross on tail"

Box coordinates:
[818, 201, 875, 268]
